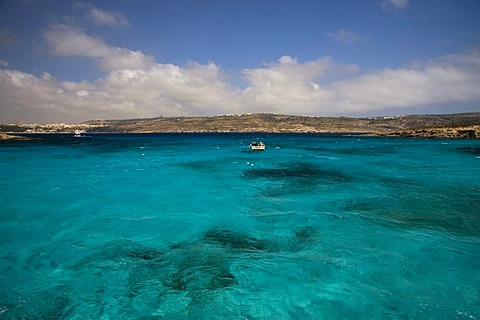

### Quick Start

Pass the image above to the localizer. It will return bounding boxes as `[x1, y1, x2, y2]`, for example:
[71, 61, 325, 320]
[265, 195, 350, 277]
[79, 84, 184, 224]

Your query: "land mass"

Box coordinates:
[1, 112, 480, 139]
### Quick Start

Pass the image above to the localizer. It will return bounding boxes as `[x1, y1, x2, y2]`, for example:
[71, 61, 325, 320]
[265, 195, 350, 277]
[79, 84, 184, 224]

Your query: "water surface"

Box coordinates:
[1, 133, 479, 319]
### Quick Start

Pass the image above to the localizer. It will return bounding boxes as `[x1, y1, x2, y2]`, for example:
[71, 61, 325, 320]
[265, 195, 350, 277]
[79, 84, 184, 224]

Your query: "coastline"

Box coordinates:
[0, 132, 31, 141]
[2, 113, 479, 139]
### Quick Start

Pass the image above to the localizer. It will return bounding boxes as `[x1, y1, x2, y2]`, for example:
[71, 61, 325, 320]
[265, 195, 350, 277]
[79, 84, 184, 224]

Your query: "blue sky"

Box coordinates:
[0, 0, 479, 123]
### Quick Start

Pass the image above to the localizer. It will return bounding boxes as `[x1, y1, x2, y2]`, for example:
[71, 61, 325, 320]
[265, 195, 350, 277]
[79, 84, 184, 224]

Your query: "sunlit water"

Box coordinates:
[1, 133, 479, 319]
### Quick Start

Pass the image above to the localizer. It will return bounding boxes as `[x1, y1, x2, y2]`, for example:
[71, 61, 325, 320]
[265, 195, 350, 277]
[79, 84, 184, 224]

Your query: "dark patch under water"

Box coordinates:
[67, 228, 318, 307]
[243, 162, 351, 182]
[59, 227, 316, 311]
[3, 134, 479, 318]
[457, 146, 480, 156]
[334, 146, 398, 156]
[379, 176, 422, 187]
[11, 133, 199, 155]
[59, 237, 239, 312]
[179, 160, 216, 170]
[244, 162, 352, 197]
[167, 244, 236, 292]
[290, 226, 319, 250]
[342, 193, 480, 237]
[72, 240, 164, 268]
[203, 229, 276, 252]
[0, 285, 73, 319]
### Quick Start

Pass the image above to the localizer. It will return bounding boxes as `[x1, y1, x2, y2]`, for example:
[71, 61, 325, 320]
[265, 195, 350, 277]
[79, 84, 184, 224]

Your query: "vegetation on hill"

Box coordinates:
[1, 113, 479, 139]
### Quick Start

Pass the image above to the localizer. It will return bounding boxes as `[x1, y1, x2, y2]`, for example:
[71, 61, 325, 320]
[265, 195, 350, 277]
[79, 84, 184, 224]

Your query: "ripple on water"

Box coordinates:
[2, 134, 480, 318]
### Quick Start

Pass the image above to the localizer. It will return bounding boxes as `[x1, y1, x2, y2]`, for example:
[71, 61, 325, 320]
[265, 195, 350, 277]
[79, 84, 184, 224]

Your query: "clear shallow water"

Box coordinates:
[1, 133, 479, 319]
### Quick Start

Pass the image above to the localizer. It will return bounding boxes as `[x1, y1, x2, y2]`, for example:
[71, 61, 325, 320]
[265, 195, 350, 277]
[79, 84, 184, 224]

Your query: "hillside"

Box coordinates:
[1, 112, 480, 139]
[83, 112, 480, 136]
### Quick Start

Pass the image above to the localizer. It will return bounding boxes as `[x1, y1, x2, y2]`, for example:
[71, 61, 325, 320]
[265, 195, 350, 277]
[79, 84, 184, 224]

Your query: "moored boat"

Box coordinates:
[74, 129, 86, 137]
[250, 141, 265, 151]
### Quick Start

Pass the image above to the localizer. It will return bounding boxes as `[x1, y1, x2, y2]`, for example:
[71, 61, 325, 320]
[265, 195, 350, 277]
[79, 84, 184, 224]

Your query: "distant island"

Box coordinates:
[1, 113, 479, 139]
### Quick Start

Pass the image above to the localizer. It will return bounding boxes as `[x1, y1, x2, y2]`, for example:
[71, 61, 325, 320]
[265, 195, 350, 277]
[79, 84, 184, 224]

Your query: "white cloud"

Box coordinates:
[89, 7, 129, 27]
[0, 69, 124, 123]
[75, 2, 129, 27]
[332, 61, 480, 113]
[0, 40, 240, 123]
[1, 27, 480, 123]
[381, 0, 408, 11]
[327, 29, 361, 43]
[244, 51, 480, 115]
[99, 61, 240, 115]
[43, 24, 155, 71]
[241, 56, 337, 113]
[0, 59, 9, 68]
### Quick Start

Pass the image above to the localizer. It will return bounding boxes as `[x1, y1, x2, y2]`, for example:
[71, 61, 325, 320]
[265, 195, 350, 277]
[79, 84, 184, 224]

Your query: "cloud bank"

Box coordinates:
[1, 26, 479, 123]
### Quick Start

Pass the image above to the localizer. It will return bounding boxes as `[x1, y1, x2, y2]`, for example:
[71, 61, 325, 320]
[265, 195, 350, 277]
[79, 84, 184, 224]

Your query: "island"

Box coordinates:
[1, 112, 479, 139]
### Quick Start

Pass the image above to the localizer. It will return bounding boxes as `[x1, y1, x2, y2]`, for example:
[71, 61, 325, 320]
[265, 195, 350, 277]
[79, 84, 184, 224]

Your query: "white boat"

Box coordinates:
[74, 129, 86, 137]
[250, 141, 265, 151]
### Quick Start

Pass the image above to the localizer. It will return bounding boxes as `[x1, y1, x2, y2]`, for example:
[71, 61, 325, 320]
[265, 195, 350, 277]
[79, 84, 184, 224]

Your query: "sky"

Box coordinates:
[0, 0, 479, 123]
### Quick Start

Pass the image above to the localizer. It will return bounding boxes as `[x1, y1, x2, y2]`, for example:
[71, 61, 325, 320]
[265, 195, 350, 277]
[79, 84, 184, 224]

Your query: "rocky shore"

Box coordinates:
[381, 125, 479, 139]
[0, 132, 30, 140]
[1, 112, 479, 139]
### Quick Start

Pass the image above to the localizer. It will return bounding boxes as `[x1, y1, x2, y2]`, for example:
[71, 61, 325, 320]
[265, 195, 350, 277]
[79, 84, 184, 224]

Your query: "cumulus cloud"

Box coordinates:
[381, 0, 408, 11]
[99, 61, 240, 116]
[1, 26, 480, 123]
[241, 56, 339, 113]
[43, 24, 155, 71]
[331, 55, 480, 113]
[0, 59, 9, 68]
[0, 64, 231, 123]
[327, 29, 361, 43]
[0, 70, 125, 123]
[240, 51, 480, 115]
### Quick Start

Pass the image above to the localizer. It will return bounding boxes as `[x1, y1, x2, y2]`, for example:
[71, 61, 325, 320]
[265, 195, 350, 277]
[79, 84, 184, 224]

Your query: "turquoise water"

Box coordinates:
[1, 133, 479, 319]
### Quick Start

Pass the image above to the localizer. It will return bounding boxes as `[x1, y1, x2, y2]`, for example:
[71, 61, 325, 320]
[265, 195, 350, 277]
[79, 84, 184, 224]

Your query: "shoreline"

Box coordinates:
[3, 129, 478, 140]
[0, 132, 31, 141]
[2, 113, 479, 139]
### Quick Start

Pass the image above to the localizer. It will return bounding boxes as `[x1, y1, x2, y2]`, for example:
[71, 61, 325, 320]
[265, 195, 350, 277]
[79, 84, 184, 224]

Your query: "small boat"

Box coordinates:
[74, 129, 86, 137]
[250, 141, 265, 151]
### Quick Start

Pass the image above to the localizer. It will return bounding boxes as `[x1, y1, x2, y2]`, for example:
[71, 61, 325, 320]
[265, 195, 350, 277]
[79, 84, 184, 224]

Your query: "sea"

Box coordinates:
[0, 133, 479, 319]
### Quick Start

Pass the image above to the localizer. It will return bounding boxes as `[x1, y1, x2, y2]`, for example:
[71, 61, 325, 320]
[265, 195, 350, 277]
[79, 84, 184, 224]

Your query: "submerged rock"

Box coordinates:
[203, 229, 276, 252]
[168, 243, 236, 292]
[458, 146, 480, 156]
[244, 162, 352, 197]
[343, 194, 480, 237]
[243, 162, 351, 182]
[72, 240, 164, 269]
[1, 285, 73, 319]
[293, 226, 318, 246]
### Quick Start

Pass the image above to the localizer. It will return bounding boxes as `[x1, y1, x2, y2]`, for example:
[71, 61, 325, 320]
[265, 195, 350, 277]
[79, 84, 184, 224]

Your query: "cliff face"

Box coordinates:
[2, 112, 480, 138]
[382, 125, 480, 139]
